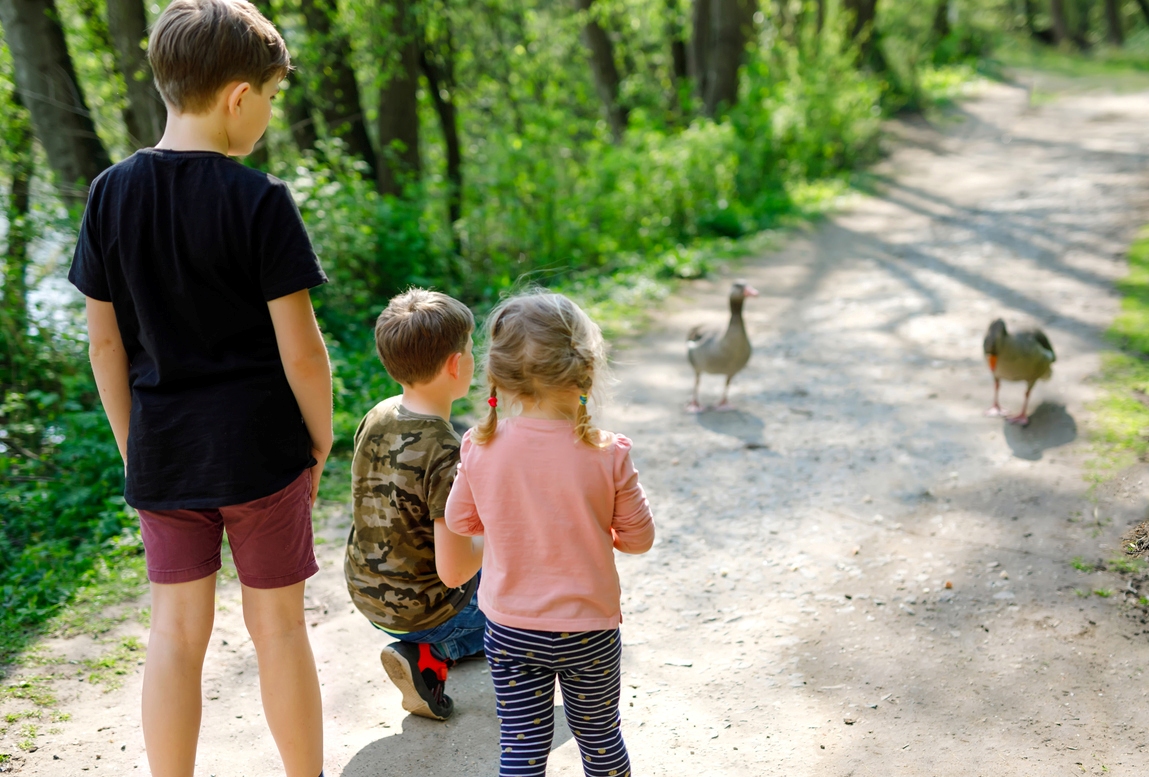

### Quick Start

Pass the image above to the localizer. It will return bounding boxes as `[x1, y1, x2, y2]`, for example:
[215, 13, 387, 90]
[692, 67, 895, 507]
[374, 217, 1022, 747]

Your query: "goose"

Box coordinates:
[686, 280, 758, 413]
[983, 318, 1055, 426]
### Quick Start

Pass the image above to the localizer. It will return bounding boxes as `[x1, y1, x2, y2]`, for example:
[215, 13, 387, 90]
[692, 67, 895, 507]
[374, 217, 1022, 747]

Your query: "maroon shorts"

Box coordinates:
[137, 469, 318, 589]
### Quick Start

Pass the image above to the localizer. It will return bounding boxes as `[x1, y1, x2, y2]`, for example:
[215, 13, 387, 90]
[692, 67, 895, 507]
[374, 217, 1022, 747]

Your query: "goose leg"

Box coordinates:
[686, 372, 704, 413]
[1007, 383, 1033, 426]
[985, 377, 1004, 416]
[715, 376, 736, 412]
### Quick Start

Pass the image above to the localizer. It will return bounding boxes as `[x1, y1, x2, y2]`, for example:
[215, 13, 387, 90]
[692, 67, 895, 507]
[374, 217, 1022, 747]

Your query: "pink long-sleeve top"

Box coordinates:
[444, 417, 655, 632]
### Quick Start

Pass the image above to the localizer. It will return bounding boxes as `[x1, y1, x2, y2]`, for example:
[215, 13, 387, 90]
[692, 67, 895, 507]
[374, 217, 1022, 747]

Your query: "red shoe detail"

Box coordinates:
[417, 643, 449, 683]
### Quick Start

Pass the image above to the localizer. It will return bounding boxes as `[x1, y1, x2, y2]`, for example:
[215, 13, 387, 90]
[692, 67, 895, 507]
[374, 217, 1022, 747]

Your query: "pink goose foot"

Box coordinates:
[985, 405, 1004, 417]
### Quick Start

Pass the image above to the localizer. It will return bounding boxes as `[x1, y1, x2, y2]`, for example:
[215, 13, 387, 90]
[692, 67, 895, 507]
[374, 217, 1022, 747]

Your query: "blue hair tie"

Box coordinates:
[579, 394, 588, 406]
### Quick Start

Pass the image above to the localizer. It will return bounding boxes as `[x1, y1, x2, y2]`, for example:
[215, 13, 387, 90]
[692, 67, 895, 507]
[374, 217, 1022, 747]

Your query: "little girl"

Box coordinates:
[442, 291, 655, 777]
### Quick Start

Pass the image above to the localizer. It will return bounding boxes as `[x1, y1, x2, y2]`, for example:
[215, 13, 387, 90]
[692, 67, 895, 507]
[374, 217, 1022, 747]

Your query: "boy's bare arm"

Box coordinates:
[85, 298, 131, 463]
[267, 289, 333, 504]
[434, 519, 483, 588]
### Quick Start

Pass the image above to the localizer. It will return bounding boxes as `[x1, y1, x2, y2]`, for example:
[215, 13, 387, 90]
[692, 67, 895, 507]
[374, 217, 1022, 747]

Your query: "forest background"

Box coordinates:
[1, 0, 1147, 664]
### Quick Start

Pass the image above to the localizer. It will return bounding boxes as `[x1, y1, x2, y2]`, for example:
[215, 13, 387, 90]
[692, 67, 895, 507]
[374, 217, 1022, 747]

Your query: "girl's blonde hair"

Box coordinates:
[472, 291, 608, 447]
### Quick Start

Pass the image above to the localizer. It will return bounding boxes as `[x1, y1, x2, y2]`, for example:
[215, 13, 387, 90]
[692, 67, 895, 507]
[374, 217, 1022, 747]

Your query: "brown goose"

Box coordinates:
[983, 318, 1055, 426]
[687, 280, 758, 413]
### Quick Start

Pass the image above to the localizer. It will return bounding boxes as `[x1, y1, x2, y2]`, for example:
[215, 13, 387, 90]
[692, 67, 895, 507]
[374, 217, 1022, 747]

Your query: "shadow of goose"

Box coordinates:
[695, 409, 769, 449]
[1003, 401, 1077, 461]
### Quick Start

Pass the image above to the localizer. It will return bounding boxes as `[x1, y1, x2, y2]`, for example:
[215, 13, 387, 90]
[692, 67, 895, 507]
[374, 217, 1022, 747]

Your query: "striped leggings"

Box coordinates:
[485, 620, 631, 777]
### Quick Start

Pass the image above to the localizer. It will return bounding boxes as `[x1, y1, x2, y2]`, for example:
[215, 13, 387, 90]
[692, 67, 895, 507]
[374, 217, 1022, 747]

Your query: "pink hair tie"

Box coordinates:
[488, 397, 498, 408]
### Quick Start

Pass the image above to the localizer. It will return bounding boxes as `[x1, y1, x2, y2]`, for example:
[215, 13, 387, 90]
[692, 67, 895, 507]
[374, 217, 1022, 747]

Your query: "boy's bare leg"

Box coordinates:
[142, 575, 217, 777]
[242, 581, 324, 777]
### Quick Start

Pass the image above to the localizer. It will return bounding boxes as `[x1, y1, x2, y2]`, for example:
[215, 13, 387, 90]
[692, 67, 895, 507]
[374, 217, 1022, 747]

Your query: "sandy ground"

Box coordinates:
[6, 79, 1149, 776]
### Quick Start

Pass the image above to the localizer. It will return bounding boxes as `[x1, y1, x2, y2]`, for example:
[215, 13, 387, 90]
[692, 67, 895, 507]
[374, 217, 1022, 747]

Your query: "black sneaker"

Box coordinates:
[380, 642, 454, 720]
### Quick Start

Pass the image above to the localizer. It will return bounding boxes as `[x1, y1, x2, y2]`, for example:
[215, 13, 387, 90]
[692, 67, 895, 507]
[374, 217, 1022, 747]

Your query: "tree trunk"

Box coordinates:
[419, 39, 462, 248]
[299, 0, 377, 175]
[843, 0, 887, 71]
[1022, 0, 1036, 34]
[1138, 0, 1149, 27]
[703, 0, 754, 116]
[667, 0, 688, 87]
[1104, 0, 1123, 45]
[1071, 0, 1091, 48]
[933, 0, 950, 40]
[0, 0, 112, 200]
[573, 0, 627, 143]
[3, 93, 34, 354]
[1049, 0, 1070, 44]
[689, 0, 712, 104]
[106, 0, 165, 147]
[815, 0, 825, 33]
[376, 0, 421, 198]
[250, 0, 317, 154]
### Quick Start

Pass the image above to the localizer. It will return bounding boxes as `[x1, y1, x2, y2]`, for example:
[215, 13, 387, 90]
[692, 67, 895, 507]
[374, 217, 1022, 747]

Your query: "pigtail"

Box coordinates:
[472, 383, 499, 445]
[573, 377, 604, 448]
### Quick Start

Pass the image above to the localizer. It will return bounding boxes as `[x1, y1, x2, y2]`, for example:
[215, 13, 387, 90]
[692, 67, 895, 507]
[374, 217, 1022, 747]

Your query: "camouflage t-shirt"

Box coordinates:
[345, 396, 477, 632]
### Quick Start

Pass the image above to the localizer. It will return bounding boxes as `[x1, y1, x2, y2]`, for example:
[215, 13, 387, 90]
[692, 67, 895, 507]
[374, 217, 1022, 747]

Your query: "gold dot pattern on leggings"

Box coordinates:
[578, 693, 586, 700]
[533, 717, 541, 725]
[500, 649, 507, 655]
[575, 730, 582, 736]
[558, 656, 566, 662]
[529, 760, 536, 766]
[603, 669, 609, 675]
[500, 700, 506, 706]
[610, 637, 615, 644]
[526, 652, 534, 658]
[509, 680, 517, 686]
[504, 747, 512, 753]
[562, 632, 570, 638]
[581, 637, 588, 644]
[609, 771, 617, 776]
[535, 690, 542, 696]
[517, 734, 524, 740]
[598, 748, 606, 754]
[583, 715, 590, 721]
[585, 755, 592, 762]
[592, 659, 600, 665]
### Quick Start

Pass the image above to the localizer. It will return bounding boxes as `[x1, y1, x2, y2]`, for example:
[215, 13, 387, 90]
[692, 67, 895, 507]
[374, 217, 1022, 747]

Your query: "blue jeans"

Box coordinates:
[380, 579, 486, 661]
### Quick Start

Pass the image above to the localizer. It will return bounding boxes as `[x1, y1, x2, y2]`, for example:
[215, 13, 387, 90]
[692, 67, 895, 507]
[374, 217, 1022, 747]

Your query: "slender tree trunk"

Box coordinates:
[250, 0, 318, 154]
[843, 0, 887, 71]
[3, 93, 34, 367]
[419, 40, 462, 248]
[689, 0, 712, 104]
[667, 0, 688, 88]
[1138, 0, 1149, 27]
[1022, 0, 1036, 34]
[376, 0, 421, 197]
[574, 0, 627, 143]
[1104, 0, 1123, 44]
[703, 0, 755, 116]
[0, 0, 112, 200]
[933, 0, 950, 40]
[1049, 0, 1070, 44]
[1071, 0, 1091, 48]
[299, 0, 378, 176]
[815, 0, 825, 33]
[106, 0, 165, 147]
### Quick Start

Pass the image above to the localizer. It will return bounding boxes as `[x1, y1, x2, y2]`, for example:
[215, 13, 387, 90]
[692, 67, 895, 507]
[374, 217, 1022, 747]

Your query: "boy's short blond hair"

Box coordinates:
[375, 289, 475, 386]
[148, 0, 290, 114]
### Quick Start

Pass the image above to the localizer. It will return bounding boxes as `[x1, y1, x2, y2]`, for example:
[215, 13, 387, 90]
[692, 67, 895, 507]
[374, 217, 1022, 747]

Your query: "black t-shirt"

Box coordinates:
[68, 149, 328, 510]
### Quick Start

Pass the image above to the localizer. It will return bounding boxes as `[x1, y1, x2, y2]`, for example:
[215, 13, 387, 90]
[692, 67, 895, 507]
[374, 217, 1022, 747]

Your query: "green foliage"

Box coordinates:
[1093, 227, 1149, 467]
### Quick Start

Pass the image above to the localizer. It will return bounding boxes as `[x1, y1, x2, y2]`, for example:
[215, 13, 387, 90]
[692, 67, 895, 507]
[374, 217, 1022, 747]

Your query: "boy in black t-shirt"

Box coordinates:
[69, 2, 329, 775]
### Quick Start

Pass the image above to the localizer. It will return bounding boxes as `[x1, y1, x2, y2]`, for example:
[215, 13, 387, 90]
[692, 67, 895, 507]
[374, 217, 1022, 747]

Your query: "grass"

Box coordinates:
[80, 637, 145, 690]
[1090, 227, 1149, 477]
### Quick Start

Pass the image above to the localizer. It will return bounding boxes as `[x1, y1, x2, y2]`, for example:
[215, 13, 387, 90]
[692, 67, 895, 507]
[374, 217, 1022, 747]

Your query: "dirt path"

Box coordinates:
[6, 80, 1149, 777]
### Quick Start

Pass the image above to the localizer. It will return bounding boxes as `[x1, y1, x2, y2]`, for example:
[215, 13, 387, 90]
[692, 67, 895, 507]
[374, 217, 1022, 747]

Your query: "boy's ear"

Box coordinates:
[225, 81, 252, 115]
[445, 351, 463, 380]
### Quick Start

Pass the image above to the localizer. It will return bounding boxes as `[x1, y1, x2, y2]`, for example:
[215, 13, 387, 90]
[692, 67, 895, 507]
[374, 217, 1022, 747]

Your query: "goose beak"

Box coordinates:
[743, 285, 759, 298]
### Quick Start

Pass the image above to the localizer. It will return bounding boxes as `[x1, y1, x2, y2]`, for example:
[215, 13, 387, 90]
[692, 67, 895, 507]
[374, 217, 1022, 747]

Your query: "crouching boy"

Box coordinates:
[345, 289, 485, 720]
